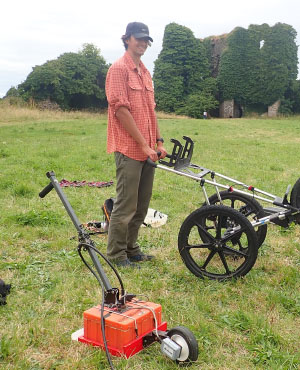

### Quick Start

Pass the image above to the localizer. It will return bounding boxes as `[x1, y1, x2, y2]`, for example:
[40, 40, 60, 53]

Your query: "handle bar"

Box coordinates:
[39, 171, 56, 198]
[39, 182, 54, 198]
[146, 151, 161, 168]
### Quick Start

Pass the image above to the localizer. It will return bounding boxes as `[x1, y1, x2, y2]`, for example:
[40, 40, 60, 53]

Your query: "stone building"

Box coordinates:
[204, 32, 281, 118]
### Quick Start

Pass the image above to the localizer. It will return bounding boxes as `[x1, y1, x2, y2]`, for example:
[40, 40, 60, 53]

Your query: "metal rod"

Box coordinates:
[46, 172, 113, 292]
[184, 162, 277, 199]
[87, 247, 113, 291]
[156, 164, 278, 205]
[49, 175, 82, 232]
[211, 171, 278, 199]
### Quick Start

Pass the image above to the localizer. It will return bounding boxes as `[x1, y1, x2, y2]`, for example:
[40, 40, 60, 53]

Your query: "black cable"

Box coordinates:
[101, 283, 115, 370]
[77, 242, 124, 370]
[77, 242, 125, 296]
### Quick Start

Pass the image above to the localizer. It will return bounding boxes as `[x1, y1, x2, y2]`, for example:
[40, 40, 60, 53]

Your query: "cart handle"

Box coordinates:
[39, 171, 56, 198]
[159, 139, 183, 168]
[39, 182, 54, 198]
[147, 152, 162, 168]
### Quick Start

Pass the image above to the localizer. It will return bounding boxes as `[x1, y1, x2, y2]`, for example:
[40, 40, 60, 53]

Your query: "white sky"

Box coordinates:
[0, 0, 299, 97]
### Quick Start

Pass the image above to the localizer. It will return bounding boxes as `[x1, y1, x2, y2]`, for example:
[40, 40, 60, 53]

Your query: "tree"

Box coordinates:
[217, 23, 298, 110]
[18, 44, 109, 110]
[280, 79, 300, 114]
[260, 23, 298, 106]
[153, 23, 218, 117]
[218, 26, 266, 106]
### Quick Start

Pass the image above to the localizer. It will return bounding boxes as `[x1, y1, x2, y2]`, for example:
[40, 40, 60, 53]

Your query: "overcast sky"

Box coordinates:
[1, 0, 299, 97]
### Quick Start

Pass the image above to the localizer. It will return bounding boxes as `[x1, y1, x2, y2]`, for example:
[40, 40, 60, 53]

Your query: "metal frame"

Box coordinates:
[150, 136, 300, 230]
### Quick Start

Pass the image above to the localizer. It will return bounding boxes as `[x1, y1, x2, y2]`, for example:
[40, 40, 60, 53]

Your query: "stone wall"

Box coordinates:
[219, 100, 234, 118]
[268, 100, 280, 117]
[219, 100, 242, 118]
[206, 35, 228, 78]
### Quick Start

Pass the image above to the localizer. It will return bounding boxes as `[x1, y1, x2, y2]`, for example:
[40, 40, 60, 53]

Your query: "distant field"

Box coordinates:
[0, 105, 299, 370]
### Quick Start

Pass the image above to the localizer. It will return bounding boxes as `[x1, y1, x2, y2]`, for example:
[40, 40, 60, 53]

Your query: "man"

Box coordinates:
[105, 22, 167, 268]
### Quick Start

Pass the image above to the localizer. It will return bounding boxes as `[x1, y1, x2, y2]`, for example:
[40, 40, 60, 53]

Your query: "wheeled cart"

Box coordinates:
[39, 171, 198, 368]
[148, 136, 300, 281]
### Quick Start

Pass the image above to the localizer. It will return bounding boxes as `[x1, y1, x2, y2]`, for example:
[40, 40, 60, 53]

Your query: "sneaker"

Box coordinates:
[128, 252, 154, 262]
[114, 258, 141, 269]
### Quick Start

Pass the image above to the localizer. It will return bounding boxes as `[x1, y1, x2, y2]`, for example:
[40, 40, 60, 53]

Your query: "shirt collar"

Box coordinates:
[124, 51, 147, 73]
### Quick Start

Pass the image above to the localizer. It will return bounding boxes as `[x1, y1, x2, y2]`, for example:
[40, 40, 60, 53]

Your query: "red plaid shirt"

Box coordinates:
[105, 52, 158, 161]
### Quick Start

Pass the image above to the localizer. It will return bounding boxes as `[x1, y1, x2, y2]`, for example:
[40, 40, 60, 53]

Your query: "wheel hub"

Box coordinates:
[170, 334, 190, 362]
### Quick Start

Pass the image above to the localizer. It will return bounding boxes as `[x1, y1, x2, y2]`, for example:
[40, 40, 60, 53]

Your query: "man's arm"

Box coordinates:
[116, 107, 159, 161]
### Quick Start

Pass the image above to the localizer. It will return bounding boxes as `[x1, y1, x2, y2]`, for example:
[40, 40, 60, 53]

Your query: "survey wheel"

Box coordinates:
[178, 205, 259, 280]
[167, 326, 198, 365]
[290, 178, 300, 224]
[203, 191, 267, 247]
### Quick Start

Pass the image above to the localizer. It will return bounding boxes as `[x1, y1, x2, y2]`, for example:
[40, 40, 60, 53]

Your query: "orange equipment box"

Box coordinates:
[78, 299, 167, 358]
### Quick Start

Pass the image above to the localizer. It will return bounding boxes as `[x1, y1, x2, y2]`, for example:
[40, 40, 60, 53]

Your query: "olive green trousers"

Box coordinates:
[107, 152, 155, 261]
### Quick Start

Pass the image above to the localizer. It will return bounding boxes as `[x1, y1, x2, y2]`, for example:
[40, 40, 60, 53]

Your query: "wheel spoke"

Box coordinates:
[201, 250, 217, 269]
[218, 250, 231, 274]
[239, 205, 254, 218]
[222, 225, 247, 243]
[183, 243, 213, 250]
[216, 214, 223, 238]
[237, 239, 243, 250]
[223, 244, 248, 257]
[194, 220, 216, 242]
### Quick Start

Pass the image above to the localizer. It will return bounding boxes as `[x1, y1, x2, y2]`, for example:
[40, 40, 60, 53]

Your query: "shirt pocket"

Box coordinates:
[127, 77, 143, 91]
[127, 78, 143, 111]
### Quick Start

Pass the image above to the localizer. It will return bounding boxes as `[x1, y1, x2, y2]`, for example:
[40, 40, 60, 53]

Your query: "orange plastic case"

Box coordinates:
[78, 300, 167, 358]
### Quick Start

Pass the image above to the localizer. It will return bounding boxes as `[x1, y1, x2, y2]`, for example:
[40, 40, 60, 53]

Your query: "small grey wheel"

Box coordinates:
[167, 326, 198, 365]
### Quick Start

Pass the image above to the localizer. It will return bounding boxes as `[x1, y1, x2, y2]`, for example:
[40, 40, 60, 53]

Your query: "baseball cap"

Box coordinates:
[124, 22, 153, 42]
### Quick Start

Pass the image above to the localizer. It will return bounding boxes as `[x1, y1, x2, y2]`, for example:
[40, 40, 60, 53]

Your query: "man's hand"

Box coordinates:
[141, 145, 160, 162]
[156, 142, 167, 159]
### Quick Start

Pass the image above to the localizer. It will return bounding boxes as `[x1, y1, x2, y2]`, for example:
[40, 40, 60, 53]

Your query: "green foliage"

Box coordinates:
[153, 23, 218, 118]
[218, 23, 298, 109]
[177, 80, 219, 118]
[278, 98, 294, 115]
[283, 79, 300, 113]
[5, 86, 20, 97]
[260, 23, 298, 106]
[18, 44, 109, 110]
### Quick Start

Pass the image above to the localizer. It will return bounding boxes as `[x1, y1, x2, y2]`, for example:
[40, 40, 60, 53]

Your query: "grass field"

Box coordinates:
[0, 104, 299, 370]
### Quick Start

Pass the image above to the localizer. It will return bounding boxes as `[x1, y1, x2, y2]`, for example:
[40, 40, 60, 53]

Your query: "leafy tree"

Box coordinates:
[5, 86, 20, 97]
[18, 44, 109, 109]
[153, 23, 218, 117]
[280, 79, 300, 114]
[218, 26, 265, 106]
[260, 23, 298, 106]
[217, 23, 298, 110]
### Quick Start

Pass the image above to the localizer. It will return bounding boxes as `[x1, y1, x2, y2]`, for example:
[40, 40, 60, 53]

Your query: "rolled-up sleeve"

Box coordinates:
[106, 65, 131, 113]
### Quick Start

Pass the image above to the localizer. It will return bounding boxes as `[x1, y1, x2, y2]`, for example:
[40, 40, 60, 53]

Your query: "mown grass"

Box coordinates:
[0, 105, 299, 370]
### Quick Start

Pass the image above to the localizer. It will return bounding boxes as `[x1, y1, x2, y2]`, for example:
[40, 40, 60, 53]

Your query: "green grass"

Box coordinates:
[0, 106, 300, 369]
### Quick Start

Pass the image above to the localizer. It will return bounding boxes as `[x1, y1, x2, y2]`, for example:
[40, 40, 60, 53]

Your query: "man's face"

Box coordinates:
[126, 36, 149, 57]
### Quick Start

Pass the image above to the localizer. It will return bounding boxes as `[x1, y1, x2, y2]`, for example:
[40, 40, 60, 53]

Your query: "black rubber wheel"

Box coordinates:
[167, 326, 199, 365]
[178, 205, 259, 280]
[290, 178, 300, 224]
[203, 191, 267, 247]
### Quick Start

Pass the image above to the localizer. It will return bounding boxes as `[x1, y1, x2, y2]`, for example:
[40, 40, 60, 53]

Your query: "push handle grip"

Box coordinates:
[146, 151, 161, 168]
[39, 182, 54, 198]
